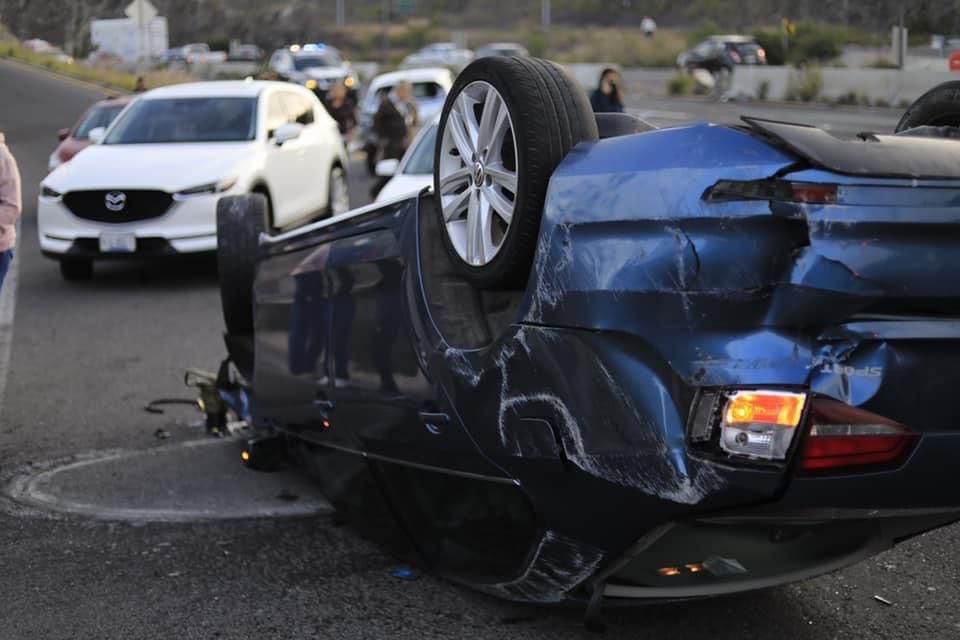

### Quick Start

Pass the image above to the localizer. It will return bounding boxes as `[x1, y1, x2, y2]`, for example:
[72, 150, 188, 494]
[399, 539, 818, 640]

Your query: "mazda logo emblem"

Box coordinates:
[105, 191, 127, 212]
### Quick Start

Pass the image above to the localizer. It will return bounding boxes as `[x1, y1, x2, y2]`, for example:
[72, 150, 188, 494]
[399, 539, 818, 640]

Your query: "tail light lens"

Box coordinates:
[705, 179, 838, 204]
[757, 47, 767, 60]
[799, 399, 918, 474]
[718, 390, 807, 461]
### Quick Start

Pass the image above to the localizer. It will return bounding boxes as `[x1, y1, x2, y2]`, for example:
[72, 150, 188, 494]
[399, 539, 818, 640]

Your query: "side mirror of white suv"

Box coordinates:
[88, 127, 107, 144]
[273, 123, 303, 146]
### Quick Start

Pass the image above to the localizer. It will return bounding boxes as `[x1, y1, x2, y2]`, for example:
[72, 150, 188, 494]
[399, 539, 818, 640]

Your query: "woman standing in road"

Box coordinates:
[590, 68, 625, 113]
[0, 132, 21, 293]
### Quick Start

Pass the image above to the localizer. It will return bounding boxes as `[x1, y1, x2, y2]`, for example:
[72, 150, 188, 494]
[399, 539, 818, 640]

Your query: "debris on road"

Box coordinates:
[390, 566, 419, 581]
[874, 595, 894, 606]
[153, 428, 171, 440]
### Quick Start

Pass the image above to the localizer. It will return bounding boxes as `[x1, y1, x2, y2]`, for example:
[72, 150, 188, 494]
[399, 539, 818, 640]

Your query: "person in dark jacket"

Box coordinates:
[324, 82, 357, 142]
[369, 81, 419, 199]
[590, 68, 625, 113]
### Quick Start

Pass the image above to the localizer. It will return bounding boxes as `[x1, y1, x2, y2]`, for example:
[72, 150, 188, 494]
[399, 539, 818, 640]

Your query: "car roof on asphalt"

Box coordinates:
[140, 80, 291, 99]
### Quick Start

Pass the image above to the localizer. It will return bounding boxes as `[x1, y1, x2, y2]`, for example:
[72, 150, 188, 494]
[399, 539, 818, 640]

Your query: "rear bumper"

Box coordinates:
[602, 508, 960, 600]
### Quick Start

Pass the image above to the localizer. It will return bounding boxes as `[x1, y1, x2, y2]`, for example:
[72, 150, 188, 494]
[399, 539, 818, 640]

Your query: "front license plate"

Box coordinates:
[99, 232, 136, 253]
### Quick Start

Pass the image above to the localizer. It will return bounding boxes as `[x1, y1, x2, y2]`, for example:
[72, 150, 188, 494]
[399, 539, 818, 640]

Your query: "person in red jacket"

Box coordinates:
[0, 132, 21, 293]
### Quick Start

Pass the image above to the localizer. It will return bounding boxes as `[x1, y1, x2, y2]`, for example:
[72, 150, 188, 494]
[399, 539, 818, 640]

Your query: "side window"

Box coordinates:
[265, 93, 289, 136]
[283, 92, 315, 126]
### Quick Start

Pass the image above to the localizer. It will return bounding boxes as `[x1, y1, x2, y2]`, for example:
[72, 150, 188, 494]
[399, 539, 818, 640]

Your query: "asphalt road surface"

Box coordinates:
[0, 59, 957, 640]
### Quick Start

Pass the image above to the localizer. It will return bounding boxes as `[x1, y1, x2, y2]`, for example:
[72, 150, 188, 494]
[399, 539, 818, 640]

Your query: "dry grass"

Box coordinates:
[324, 21, 686, 67]
[0, 41, 191, 91]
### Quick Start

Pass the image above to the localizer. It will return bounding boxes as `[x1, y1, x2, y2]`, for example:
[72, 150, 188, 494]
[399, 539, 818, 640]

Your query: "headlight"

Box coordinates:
[344, 76, 356, 88]
[41, 185, 62, 198]
[176, 176, 238, 196]
[305, 79, 318, 90]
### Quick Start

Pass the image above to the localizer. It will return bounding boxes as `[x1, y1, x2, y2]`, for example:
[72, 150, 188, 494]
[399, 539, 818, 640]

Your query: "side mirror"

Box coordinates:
[57, 128, 71, 141]
[88, 127, 107, 144]
[273, 122, 303, 146]
[375, 158, 400, 177]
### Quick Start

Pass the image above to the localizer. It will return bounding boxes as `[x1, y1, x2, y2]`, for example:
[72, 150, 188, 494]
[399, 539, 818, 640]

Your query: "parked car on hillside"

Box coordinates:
[677, 35, 766, 74]
[401, 42, 473, 69]
[48, 95, 134, 172]
[358, 67, 453, 174]
[268, 44, 358, 102]
[38, 81, 349, 280]
[213, 58, 960, 610]
[475, 42, 529, 58]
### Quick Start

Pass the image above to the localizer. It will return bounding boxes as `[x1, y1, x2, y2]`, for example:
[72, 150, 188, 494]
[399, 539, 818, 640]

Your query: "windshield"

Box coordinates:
[74, 104, 125, 140]
[402, 125, 438, 175]
[293, 54, 341, 70]
[104, 97, 258, 144]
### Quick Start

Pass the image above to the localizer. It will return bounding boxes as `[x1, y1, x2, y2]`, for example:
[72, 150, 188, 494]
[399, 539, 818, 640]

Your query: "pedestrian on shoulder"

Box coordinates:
[0, 132, 21, 293]
[590, 68, 625, 113]
[324, 82, 358, 142]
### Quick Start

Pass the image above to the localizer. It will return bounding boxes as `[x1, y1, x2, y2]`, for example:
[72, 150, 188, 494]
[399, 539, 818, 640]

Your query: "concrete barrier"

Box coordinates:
[730, 65, 959, 104]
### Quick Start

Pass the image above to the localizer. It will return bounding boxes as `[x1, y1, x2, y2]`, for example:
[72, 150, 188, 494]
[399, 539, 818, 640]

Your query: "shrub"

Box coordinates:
[785, 66, 822, 102]
[667, 71, 695, 96]
[867, 57, 899, 69]
[527, 29, 549, 57]
[756, 79, 770, 101]
[687, 19, 721, 46]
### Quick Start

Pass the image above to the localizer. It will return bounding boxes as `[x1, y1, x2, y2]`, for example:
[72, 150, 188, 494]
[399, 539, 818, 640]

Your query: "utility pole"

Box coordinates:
[336, 0, 345, 27]
[541, 0, 551, 28]
[897, 1, 906, 69]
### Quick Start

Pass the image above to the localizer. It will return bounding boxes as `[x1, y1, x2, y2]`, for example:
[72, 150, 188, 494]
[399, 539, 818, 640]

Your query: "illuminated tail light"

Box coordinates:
[757, 48, 767, 60]
[705, 179, 838, 204]
[799, 399, 918, 473]
[718, 390, 807, 460]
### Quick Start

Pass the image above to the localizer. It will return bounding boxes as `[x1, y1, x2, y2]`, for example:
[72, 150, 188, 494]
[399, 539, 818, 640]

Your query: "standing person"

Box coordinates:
[590, 68, 625, 113]
[133, 76, 147, 92]
[369, 81, 419, 199]
[0, 132, 21, 293]
[324, 82, 357, 143]
[641, 16, 657, 38]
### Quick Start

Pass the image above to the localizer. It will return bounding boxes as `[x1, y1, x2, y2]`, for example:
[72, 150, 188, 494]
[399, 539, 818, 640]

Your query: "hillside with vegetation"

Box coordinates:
[0, 0, 955, 65]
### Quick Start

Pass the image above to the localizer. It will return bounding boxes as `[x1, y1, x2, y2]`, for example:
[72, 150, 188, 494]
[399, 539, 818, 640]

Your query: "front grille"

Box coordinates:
[62, 190, 173, 223]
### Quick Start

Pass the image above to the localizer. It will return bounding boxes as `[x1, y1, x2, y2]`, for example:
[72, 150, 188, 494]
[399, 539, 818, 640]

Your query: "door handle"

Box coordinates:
[418, 411, 450, 424]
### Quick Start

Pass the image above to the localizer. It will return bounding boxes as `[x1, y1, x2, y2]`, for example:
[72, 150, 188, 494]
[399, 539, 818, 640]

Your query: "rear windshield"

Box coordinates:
[74, 104, 126, 140]
[364, 82, 445, 110]
[104, 97, 257, 144]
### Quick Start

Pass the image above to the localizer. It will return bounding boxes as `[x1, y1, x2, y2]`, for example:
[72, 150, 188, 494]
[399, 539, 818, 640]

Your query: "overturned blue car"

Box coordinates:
[215, 59, 960, 608]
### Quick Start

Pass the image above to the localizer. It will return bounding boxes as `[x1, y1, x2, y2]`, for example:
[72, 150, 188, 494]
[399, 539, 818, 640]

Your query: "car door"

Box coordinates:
[262, 91, 303, 228]
[322, 204, 501, 477]
[283, 91, 336, 217]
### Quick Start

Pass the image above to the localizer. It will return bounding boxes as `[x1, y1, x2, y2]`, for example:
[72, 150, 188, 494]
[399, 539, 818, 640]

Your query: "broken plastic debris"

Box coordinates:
[390, 566, 419, 581]
[873, 595, 893, 606]
[153, 428, 171, 440]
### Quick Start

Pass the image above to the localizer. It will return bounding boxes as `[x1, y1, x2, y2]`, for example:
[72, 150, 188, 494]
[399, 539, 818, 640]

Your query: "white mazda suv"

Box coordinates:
[38, 80, 350, 280]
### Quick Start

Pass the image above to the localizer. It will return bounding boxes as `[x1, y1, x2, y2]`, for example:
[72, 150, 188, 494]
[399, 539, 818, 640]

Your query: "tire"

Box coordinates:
[433, 56, 598, 289]
[895, 81, 960, 132]
[216, 193, 267, 336]
[325, 165, 350, 218]
[59, 258, 92, 281]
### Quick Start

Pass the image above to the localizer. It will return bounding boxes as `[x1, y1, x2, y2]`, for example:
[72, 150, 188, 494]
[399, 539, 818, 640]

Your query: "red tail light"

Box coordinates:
[757, 47, 767, 60]
[799, 399, 918, 474]
[705, 179, 838, 204]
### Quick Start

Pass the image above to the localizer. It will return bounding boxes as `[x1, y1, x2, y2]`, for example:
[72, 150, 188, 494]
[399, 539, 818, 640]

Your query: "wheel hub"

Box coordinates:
[472, 162, 485, 187]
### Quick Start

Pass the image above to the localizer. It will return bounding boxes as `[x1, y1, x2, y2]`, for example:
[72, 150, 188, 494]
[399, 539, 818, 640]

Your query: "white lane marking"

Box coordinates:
[0, 221, 20, 410]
